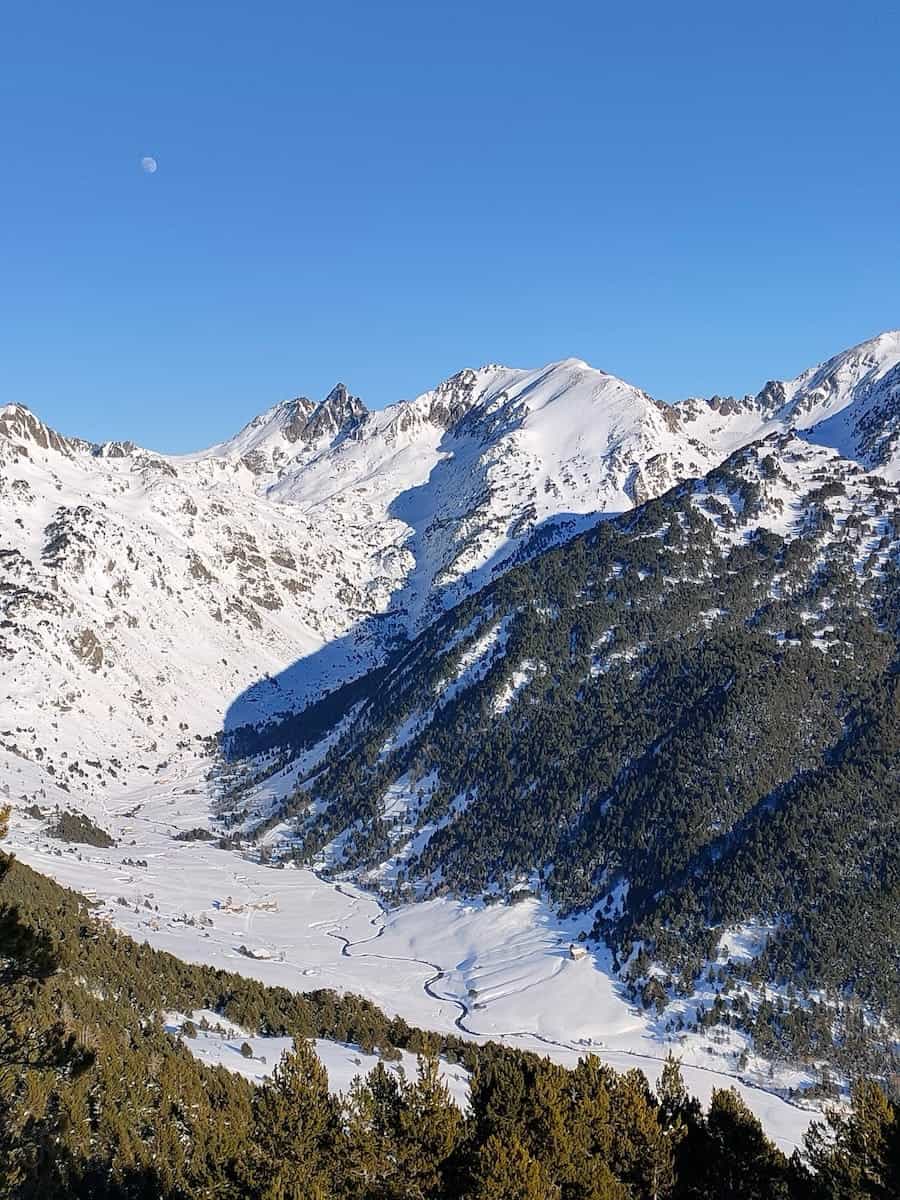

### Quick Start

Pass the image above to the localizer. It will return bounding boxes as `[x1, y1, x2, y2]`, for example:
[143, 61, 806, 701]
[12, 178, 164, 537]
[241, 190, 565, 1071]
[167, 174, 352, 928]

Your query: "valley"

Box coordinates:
[5, 746, 816, 1152]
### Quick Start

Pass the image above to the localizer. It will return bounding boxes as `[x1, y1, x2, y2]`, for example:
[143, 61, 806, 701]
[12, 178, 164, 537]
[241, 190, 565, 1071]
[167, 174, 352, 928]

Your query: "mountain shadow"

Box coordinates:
[222, 413, 615, 758]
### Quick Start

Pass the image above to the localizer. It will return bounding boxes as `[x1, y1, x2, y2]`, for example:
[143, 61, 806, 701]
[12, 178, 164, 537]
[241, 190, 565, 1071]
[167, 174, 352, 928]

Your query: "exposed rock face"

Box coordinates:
[279, 397, 318, 443]
[299, 384, 367, 443]
[0, 404, 80, 456]
[69, 628, 104, 671]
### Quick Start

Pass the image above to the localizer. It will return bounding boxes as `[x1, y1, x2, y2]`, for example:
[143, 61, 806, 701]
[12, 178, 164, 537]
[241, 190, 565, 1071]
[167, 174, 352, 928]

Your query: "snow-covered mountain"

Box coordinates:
[679, 328, 900, 469]
[2, 330, 899, 804]
[0, 357, 716, 795]
[222, 423, 900, 1073]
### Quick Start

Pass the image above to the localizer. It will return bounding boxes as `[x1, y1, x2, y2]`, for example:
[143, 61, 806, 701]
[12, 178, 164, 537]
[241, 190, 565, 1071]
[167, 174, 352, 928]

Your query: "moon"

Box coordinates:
[141, 156, 158, 174]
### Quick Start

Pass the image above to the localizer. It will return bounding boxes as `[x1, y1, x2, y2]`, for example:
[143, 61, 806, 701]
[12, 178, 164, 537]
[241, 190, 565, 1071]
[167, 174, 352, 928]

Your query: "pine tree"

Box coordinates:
[397, 1056, 463, 1198]
[343, 1056, 462, 1199]
[465, 1133, 559, 1200]
[803, 1079, 898, 1199]
[0, 806, 94, 1198]
[242, 1037, 341, 1200]
[343, 1069, 388, 1197]
[468, 1052, 530, 1146]
[655, 1052, 703, 1192]
[686, 1087, 790, 1200]
[568, 1056, 629, 1199]
[604, 1069, 674, 1200]
[655, 1054, 700, 1135]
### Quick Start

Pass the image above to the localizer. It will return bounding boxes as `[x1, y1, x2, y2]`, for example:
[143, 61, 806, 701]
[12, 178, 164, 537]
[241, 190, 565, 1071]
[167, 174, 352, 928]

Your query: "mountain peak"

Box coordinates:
[308, 383, 367, 440]
[791, 328, 900, 391]
[0, 403, 80, 457]
[209, 383, 368, 472]
[551, 355, 593, 370]
[765, 329, 900, 473]
[322, 381, 352, 404]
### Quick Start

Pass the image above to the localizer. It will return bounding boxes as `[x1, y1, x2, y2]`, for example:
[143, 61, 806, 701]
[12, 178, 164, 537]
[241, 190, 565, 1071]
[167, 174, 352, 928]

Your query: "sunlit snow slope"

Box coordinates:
[1, 329, 898, 804]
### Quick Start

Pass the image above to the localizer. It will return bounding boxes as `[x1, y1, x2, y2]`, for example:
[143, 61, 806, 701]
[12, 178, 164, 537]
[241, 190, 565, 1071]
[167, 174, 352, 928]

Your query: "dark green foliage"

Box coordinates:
[678, 1087, 792, 1199]
[0, 855, 470, 1065]
[803, 1080, 900, 1199]
[1, 836, 897, 1199]
[229, 439, 900, 1069]
[173, 827, 215, 841]
[45, 809, 115, 847]
[240, 1037, 341, 1199]
[343, 1056, 464, 1199]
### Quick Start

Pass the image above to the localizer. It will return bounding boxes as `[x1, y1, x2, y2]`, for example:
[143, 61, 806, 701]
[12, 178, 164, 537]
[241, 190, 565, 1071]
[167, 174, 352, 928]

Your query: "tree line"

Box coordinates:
[1, 807, 898, 1199]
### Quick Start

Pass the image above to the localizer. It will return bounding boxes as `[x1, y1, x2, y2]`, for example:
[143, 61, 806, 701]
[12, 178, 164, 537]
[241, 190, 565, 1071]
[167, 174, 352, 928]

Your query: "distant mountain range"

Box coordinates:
[2, 331, 900, 1069]
[2, 329, 898, 785]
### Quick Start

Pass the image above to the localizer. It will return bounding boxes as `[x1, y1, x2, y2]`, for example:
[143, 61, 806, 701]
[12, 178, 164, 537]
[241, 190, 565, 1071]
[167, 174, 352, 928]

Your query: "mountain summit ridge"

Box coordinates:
[2, 328, 900, 793]
[5, 327, 900, 470]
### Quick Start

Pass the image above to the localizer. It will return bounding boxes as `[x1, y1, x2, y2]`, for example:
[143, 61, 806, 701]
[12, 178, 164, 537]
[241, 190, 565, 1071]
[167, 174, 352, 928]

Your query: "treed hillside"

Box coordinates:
[1, 812, 898, 1200]
[227, 433, 900, 1068]
[3, 330, 898, 805]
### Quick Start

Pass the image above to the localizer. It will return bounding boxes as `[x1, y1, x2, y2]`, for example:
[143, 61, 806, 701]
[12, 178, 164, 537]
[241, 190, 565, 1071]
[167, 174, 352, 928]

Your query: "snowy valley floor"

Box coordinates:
[5, 748, 818, 1154]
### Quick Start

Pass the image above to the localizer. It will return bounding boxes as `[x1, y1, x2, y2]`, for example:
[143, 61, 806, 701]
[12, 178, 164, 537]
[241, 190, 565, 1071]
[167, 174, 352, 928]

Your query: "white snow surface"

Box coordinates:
[5, 750, 817, 1153]
[2, 332, 898, 789]
[162, 1013, 471, 1108]
[0, 357, 719, 791]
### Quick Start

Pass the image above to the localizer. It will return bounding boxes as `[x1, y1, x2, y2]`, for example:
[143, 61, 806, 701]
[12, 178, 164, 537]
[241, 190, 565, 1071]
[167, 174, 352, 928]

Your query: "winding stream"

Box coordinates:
[320, 877, 813, 1132]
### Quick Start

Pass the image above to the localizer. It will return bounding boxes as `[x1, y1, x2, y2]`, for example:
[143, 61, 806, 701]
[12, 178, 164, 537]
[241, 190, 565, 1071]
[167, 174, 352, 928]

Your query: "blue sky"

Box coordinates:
[2, 1, 898, 451]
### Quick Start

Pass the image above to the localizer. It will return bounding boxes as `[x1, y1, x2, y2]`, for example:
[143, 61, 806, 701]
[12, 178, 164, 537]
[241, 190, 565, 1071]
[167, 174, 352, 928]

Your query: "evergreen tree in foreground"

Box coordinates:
[803, 1079, 899, 1199]
[343, 1055, 463, 1199]
[464, 1134, 557, 1200]
[2, 830, 900, 1200]
[0, 807, 93, 1198]
[241, 1037, 341, 1200]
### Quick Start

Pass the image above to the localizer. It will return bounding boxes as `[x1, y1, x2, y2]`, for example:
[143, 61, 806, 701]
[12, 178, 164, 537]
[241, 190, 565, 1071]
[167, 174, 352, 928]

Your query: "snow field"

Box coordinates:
[6, 749, 820, 1153]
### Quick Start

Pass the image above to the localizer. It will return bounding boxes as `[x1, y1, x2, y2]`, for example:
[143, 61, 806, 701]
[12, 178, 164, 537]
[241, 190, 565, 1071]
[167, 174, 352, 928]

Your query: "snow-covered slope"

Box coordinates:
[3, 329, 899, 802]
[264, 360, 722, 630]
[0, 400, 385, 798]
[679, 329, 900, 472]
[216, 422, 900, 1092]
[3, 756, 818, 1149]
[5, 331, 900, 1120]
[0, 358, 721, 792]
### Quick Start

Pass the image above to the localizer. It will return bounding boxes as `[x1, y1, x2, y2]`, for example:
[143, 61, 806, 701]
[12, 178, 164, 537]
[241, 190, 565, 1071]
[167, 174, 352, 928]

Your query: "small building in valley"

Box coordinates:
[238, 944, 273, 960]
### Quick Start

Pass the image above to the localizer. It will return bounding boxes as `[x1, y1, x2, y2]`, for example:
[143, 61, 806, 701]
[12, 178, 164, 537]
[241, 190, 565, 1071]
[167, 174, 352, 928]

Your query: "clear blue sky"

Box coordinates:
[2, 1, 898, 451]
